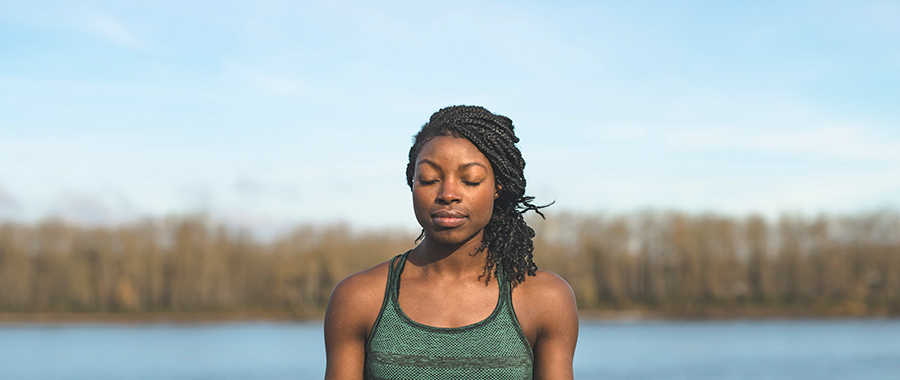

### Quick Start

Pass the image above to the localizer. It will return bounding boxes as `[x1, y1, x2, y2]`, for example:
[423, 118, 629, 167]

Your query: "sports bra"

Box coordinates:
[364, 251, 534, 379]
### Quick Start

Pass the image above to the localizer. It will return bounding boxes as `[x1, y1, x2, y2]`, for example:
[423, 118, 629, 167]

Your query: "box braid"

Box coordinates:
[406, 105, 550, 286]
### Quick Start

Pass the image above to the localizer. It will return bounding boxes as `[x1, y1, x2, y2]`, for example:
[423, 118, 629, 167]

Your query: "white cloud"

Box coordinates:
[0, 184, 22, 221]
[221, 63, 309, 96]
[667, 125, 900, 162]
[233, 176, 299, 199]
[740, 168, 900, 216]
[75, 11, 147, 50]
[865, 0, 900, 33]
[0, 185, 18, 208]
[246, 71, 306, 96]
[50, 191, 116, 225]
[3, 0, 899, 233]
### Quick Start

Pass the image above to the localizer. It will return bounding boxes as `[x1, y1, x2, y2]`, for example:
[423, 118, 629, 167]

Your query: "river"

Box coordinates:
[1, 319, 898, 379]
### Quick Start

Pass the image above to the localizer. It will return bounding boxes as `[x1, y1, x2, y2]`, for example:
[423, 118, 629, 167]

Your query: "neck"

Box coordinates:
[408, 232, 489, 279]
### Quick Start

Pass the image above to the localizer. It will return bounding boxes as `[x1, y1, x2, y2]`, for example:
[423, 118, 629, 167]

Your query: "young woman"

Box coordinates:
[324, 105, 578, 380]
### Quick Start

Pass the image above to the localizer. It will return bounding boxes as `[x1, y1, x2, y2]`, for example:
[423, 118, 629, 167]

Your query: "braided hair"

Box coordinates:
[406, 105, 550, 286]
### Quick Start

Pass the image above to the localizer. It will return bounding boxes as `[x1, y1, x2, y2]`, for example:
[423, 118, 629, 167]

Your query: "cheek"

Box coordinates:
[411, 187, 433, 220]
[474, 187, 497, 220]
[411, 187, 426, 209]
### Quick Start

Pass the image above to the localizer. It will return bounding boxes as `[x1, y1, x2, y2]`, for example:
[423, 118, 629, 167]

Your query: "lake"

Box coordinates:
[1, 319, 898, 379]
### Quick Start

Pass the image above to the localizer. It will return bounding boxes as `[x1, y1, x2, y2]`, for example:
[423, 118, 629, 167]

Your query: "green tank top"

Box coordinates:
[365, 251, 534, 380]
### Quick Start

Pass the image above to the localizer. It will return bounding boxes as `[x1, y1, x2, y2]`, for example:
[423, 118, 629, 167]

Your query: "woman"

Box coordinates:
[324, 105, 578, 379]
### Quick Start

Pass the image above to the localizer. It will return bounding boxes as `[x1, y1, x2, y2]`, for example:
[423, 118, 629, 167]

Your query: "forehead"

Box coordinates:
[416, 136, 491, 167]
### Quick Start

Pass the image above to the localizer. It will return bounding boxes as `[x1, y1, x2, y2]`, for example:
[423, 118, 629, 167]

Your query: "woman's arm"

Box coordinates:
[324, 264, 388, 380]
[520, 270, 579, 380]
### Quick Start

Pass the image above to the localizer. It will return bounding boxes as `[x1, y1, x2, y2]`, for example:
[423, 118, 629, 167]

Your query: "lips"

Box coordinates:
[431, 209, 467, 228]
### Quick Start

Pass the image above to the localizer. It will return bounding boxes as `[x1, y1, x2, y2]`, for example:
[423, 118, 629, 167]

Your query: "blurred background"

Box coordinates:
[1, 1, 899, 379]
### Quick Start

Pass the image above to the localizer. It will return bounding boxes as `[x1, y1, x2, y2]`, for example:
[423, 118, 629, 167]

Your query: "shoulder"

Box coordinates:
[511, 269, 578, 343]
[325, 257, 395, 339]
[324, 257, 398, 379]
[512, 269, 579, 379]
[330, 259, 392, 304]
[515, 269, 577, 306]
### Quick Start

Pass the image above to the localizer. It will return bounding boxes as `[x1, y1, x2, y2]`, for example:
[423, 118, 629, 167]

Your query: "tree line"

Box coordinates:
[534, 210, 900, 317]
[1, 210, 898, 318]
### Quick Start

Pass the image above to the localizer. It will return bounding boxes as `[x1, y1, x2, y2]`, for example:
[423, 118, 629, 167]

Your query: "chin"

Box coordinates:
[425, 227, 483, 247]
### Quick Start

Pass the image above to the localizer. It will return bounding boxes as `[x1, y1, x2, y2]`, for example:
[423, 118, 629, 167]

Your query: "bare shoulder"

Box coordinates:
[328, 259, 393, 311]
[511, 269, 578, 343]
[516, 269, 577, 304]
[512, 269, 577, 326]
[324, 257, 399, 379]
[513, 269, 578, 379]
[330, 260, 392, 303]
[325, 258, 395, 339]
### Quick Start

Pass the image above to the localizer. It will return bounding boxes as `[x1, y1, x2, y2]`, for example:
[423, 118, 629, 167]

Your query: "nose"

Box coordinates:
[436, 180, 462, 204]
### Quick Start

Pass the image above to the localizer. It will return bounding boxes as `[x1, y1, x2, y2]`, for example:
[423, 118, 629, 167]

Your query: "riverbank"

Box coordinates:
[0, 310, 317, 325]
[2, 307, 896, 325]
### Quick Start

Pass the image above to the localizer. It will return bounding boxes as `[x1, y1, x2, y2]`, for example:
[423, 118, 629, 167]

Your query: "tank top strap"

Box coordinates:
[496, 264, 513, 308]
[368, 250, 409, 344]
[365, 253, 534, 379]
[497, 265, 525, 340]
[385, 250, 409, 299]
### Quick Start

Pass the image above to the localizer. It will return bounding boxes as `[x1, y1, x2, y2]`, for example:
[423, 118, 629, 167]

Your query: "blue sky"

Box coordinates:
[1, 0, 898, 234]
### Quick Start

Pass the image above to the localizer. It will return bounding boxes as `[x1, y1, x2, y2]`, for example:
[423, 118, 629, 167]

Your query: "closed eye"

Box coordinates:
[463, 181, 482, 186]
[418, 179, 438, 186]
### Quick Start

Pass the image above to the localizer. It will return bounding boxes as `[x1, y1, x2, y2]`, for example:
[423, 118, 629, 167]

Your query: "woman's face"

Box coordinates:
[412, 136, 498, 247]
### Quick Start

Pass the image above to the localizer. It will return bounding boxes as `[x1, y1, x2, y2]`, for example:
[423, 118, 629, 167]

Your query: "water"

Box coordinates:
[1, 319, 898, 380]
[574, 320, 900, 380]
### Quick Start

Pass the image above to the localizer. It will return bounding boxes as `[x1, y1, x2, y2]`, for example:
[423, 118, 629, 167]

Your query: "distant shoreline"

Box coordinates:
[4, 213, 899, 327]
[0, 311, 318, 325]
[2, 309, 895, 325]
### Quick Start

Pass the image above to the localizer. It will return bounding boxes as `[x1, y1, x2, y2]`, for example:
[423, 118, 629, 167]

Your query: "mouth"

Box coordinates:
[431, 209, 467, 228]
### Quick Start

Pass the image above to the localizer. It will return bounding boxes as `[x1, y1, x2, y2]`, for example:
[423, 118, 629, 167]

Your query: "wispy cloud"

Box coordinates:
[246, 70, 306, 96]
[50, 191, 115, 225]
[0, 184, 19, 208]
[74, 10, 147, 50]
[233, 176, 299, 199]
[667, 125, 900, 162]
[2, 0, 898, 232]
[741, 168, 900, 216]
[0, 185, 21, 220]
[222, 63, 308, 96]
[866, 0, 900, 32]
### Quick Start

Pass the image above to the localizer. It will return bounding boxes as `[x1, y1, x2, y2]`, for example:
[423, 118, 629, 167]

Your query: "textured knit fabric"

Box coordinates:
[365, 251, 534, 380]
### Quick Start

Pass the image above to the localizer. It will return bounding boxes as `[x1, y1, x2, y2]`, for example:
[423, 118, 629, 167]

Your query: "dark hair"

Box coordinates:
[406, 105, 550, 285]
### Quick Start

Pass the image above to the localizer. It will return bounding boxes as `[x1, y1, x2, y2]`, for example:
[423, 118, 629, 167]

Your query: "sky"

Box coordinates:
[1, 0, 898, 235]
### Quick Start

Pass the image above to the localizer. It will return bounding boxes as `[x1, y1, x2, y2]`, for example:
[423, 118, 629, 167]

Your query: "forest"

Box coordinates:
[1, 210, 898, 319]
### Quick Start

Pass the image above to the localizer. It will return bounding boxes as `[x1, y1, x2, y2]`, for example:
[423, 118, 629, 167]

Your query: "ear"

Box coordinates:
[494, 185, 502, 199]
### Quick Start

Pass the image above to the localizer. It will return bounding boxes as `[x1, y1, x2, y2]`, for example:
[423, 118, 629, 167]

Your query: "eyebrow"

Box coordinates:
[417, 159, 488, 172]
